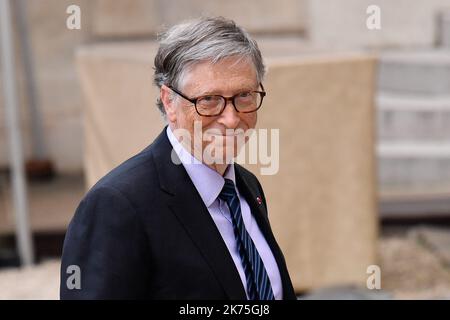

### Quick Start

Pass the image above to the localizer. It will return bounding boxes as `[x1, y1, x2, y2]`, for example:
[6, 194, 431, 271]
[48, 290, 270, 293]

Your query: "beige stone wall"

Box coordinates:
[76, 42, 163, 183]
[77, 40, 378, 291]
[0, 0, 92, 173]
[252, 56, 378, 290]
[309, 0, 450, 49]
[92, 0, 308, 37]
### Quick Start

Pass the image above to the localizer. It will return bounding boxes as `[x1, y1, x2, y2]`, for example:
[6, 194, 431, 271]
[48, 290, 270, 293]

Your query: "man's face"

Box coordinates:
[163, 56, 259, 164]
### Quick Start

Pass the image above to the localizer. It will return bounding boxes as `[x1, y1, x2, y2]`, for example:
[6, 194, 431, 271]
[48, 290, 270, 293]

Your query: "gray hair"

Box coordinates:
[153, 16, 266, 115]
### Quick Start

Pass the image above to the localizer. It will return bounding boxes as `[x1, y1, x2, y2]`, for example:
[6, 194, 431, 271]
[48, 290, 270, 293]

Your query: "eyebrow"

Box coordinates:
[195, 85, 259, 96]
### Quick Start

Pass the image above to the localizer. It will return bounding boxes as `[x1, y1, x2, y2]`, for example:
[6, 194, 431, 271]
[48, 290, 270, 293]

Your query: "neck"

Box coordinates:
[209, 163, 228, 176]
[169, 123, 230, 176]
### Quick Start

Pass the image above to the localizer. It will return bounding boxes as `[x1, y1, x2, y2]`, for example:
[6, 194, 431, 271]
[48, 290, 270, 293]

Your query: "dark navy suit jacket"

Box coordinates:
[60, 127, 296, 299]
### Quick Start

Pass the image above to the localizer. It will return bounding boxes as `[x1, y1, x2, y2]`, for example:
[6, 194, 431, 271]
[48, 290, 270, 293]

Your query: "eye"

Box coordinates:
[202, 95, 216, 102]
[200, 95, 222, 103]
[197, 95, 223, 107]
[238, 92, 252, 98]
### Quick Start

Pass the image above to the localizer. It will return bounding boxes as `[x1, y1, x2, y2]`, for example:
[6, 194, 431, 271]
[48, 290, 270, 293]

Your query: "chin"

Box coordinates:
[202, 144, 237, 165]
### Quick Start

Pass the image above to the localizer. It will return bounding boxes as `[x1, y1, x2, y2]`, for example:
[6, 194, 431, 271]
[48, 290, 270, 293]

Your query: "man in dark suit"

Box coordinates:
[60, 16, 296, 300]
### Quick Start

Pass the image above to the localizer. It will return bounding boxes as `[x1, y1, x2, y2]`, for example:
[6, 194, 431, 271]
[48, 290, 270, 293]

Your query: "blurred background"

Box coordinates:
[1, 0, 450, 299]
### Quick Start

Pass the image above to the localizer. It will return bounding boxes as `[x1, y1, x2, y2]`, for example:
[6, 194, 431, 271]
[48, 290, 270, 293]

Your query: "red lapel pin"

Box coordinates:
[256, 196, 262, 205]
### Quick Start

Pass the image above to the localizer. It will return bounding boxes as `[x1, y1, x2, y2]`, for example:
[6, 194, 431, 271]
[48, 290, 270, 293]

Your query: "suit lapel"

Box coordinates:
[152, 129, 247, 299]
[235, 166, 297, 300]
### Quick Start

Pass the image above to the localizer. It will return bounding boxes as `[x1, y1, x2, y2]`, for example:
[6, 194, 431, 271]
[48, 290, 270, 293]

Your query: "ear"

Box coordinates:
[161, 85, 177, 122]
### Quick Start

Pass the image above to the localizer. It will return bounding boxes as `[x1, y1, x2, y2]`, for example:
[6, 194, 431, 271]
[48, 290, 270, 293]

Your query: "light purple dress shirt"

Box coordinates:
[166, 126, 283, 300]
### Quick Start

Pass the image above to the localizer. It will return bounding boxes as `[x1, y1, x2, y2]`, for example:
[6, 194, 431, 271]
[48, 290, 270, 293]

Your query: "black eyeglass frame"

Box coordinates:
[167, 83, 266, 117]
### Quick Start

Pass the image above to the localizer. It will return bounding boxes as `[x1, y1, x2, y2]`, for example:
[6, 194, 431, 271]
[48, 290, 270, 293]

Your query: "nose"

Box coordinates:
[218, 99, 240, 128]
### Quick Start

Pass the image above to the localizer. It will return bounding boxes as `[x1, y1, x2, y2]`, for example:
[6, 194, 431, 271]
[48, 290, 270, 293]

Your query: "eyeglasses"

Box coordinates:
[167, 83, 266, 117]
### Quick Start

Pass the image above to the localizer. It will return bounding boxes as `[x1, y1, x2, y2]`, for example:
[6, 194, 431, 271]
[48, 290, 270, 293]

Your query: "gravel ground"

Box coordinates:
[0, 259, 60, 300]
[379, 225, 450, 299]
[1, 226, 450, 300]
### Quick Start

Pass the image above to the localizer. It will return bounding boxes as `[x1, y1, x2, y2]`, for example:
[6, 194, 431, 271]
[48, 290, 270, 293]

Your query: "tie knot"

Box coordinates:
[219, 178, 237, 200]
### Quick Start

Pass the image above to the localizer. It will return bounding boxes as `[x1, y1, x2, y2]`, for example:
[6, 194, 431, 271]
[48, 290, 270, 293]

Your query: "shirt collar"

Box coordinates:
[166, 126, 235, 207]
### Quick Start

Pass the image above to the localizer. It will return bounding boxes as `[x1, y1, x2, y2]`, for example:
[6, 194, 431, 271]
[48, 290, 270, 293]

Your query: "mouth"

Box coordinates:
[208, 133, 242, 136]
[204, 130, 246, 137]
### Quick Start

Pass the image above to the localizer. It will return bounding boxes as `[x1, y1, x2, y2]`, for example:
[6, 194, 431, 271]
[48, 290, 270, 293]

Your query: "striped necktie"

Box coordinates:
[219, 178, 275, 300]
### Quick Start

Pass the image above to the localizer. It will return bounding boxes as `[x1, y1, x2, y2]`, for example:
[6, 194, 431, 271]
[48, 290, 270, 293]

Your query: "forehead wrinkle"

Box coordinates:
[181, 59, 258, 96]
